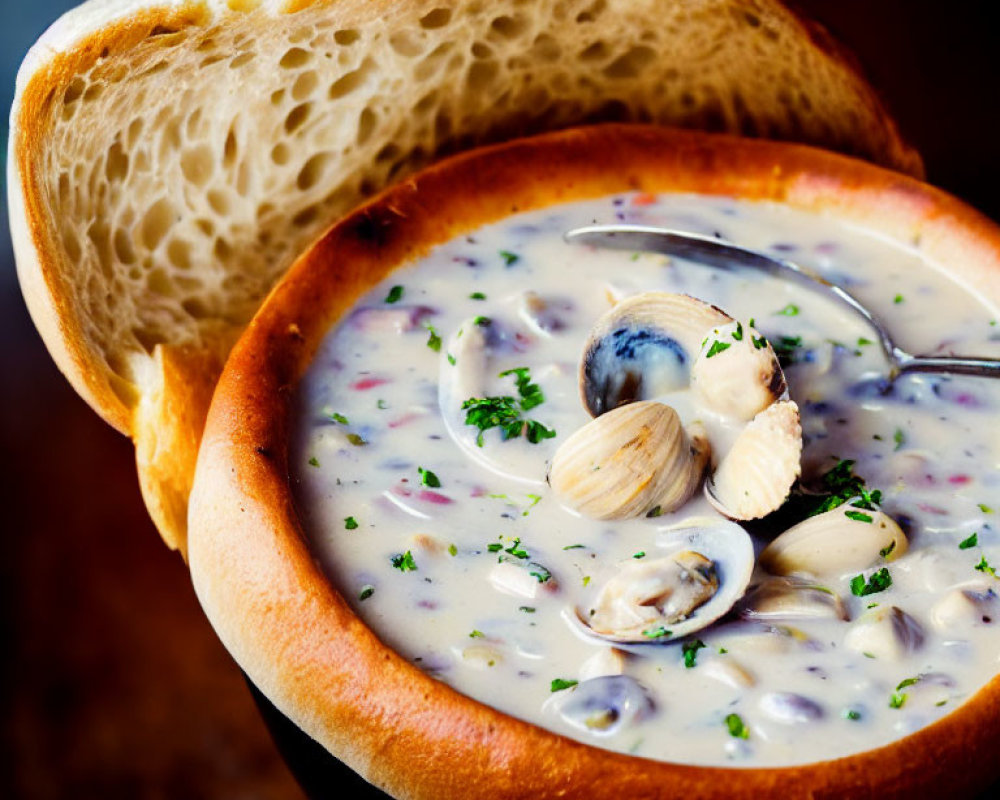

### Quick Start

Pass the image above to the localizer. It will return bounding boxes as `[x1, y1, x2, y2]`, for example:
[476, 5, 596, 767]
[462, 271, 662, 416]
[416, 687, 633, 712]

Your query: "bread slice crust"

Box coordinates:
[10, 0, 922, 553]
[188, 125, 1000, 799]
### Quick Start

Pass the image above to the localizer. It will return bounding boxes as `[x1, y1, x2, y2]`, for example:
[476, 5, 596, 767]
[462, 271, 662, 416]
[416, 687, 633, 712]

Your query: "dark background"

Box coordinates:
[2, 2, 998, 797]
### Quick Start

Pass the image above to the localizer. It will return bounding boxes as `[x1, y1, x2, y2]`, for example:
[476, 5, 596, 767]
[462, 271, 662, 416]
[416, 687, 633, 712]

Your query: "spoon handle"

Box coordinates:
[895, 352, 1000, 379]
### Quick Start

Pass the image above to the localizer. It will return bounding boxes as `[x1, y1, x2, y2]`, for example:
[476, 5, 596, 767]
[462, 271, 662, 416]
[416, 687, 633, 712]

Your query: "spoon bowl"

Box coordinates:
[564, 224, 1000, 380]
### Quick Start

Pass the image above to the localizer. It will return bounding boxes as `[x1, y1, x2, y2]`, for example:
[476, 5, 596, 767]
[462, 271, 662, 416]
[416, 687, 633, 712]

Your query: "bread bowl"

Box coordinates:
[187, 124, 1000, 797]
[8, 0, 924, 555]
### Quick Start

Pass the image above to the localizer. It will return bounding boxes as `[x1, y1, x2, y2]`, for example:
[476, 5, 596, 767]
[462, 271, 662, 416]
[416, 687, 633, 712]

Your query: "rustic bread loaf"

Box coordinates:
[8, 0, 922, 553]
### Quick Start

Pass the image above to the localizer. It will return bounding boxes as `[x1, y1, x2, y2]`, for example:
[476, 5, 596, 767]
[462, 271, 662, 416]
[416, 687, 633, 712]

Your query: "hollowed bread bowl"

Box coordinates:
[188, 125, 1000, 798]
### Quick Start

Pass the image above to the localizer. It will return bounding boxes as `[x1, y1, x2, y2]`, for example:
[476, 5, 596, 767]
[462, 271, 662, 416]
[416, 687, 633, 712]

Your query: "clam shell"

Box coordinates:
[739, 577, 849, 621]
[548, 400, 704, 520]
[564, 519, 754, 645]
[760, 501, 908, 579]
[690, 320, 786, 421]
[706, 400, 802, 520]
[579, 292, 731, 416]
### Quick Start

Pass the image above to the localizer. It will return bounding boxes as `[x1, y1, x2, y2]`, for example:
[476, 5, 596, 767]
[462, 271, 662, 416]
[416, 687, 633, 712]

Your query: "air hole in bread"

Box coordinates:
[114, 228, 137, 265]
[490, 15, 528, 40]
[285, 103, 312, 134]
[333, 29, 360, 45]
[83, 83, 103, 103]
[63, 78, 85, 105]
[87, 220, 113, 279]
[389, 31, 424, 58]
[270, 88, 286, 106]
[132, 327, 162, 355]
[415, 43, 453, 81]
[160, 118, 183, 160]
[471, 41, 493, 59]
[229, 51, 255, 69]
[579, 41, 609, 62]
[292, 205, 319, 227]
[271, 142, 291, 165]
[140, 60, 170, 78]
[603, 45, 655, 80]
[167, 238, 192, 270]
[140, 198, 175, 250]
[292, 70, 319, 101]
[420, 8, 452, 29]
[214, 237, 233, 262]
[236, 160, 251, 197]
[127, 118, 144, 148]
[530, 34, 561, 62]
[297, 152, 332, 191]
[328, 60, 373, 99]
[147, 268, 177, 298]
[467, 60, 499, 91]
[289, 26, 314, 45]
[223, 124, 239, 166]
[356, 107, 377, 146]
[280, 47, 312, 69]
[413, 90, 439, 115]
[195, 219, 214, 237]
[207, 189, 231, 216]
[60, 226, 81, 263]
[576, 0, 608, 24]
[200, 54, 226, 68]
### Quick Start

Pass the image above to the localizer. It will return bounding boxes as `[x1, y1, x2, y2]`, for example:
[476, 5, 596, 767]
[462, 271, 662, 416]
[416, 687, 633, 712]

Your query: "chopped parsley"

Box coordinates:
[417, 466, 441, 488]
[425, 324, 442, 352]
[890, 677, 921, 710]
[326, 410, 349, 424]
[487, 542, 503, 553]
[518, 606, 535, 613]
[879, 541, 897, 558]
[344, 516, 359, 530]
[358, 584, 375, 601]
[446, 353, 456, 366]
[308, 456, 320, 467]
[646, 506, 663, 518]
[499, 250, 520, 266]
[529, 564, 552, 583]
[731, 321, 744, 341]
[725, 713, 749, 739]
[893, 428, 906, 451]
[550, 678, 578, 692]
[633, 551, 646, 559]
[462, 367, 555, 446]
[504, 538, 529, 559]
[563, 544, 586, 550]
[469, 630, 485, 639]
[843, 709, 862, 721]
[642, 626, 672, 639]
[346, 432, 367, 447]
[782, 459, 884, 521]
[845, 510, 874, 523]
[894, 293, 904, 304]
[975, 556, 998, 577]
[391, 551, 417, 572]
[376, 399, 388, 410]
[682, 639, 706, 668]
[979, 503, 993, 514]
[850, 567, 892, 597]
[751, 332, 768, 350]
[705, 339, 732, 359]
[776, 303, 800, 316]
[959, 533, 979, 550]
[384, 285, 404, 304]
[447, 544, 458, 557]
[469, 291, 487, 300]
[473, 315, 491, 327]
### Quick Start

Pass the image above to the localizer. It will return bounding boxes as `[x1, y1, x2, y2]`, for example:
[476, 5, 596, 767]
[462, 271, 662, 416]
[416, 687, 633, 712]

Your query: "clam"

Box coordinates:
[579, 292, 731, 416]
[760, 501, 908, 579]
[566, 519, 754, 644]
[544, 675, 655, 736]
[930, 585, 997, 630]
[690, 320, 786, 421]
[706, 400, 803, 520]
[759, 692, 824, 724]
[548, 400, 709, 520]
[844, 606, 924, 661]
[739, 577, 849, 621]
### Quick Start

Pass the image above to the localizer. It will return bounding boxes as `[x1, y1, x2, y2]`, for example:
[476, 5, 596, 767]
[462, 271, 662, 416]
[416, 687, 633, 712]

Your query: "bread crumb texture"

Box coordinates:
[13, 0, 921, 410]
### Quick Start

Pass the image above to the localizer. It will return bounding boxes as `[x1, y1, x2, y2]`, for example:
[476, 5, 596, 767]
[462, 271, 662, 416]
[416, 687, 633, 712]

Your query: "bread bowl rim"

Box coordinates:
[187, 123, 1000, 799]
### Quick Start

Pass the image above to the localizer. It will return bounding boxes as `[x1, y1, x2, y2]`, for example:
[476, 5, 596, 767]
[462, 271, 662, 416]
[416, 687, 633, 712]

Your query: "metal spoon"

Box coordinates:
[564, 224, 1000, 380]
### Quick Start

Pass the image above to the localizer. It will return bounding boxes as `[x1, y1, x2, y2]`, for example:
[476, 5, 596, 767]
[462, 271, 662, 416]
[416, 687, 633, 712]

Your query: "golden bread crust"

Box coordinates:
[188, 125, 1000, 798]
[10, 0, 923, 553]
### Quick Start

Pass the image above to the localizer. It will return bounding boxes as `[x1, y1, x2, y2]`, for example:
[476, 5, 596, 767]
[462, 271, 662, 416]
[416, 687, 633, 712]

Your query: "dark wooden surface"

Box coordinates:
[1, 2, 997, 798]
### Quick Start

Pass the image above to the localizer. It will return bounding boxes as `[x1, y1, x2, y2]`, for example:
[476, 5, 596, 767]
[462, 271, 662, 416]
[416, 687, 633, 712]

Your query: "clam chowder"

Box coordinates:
[292, 194, 1000, 767]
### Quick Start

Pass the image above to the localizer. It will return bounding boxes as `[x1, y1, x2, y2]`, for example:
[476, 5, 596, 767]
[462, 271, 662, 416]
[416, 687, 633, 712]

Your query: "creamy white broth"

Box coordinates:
[291, 193, 1000, 767]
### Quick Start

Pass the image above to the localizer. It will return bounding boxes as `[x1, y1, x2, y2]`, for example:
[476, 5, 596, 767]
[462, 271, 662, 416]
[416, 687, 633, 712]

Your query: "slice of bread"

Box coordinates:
[8, 0, 922, 554]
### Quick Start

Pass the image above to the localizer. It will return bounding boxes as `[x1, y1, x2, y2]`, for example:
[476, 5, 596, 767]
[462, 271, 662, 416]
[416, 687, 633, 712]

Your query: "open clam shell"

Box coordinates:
[564, 519, 754, 646]
[579, 292, 731, 417]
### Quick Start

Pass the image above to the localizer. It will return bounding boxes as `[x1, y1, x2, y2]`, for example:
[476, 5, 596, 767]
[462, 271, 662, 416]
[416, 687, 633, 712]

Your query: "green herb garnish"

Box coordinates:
[469, 630, 485, 638]
[777, 303, 800, 316]
[979, 503, 993, 514]
[344, 516, 359, 530]
[850, 567, 892, 596]
[518, 606, 535, 613]
[771, 335, 803, 366]
[843, 709, 861, 721]
[633, 551, 646, 559]
[894, 429, 906, 451]
[391, 551, 417, 572]
[880, 541, 897, 558]
[384, 285, 404, 304]
[308, 456, 320, 467]
[346, 432, 367, 447]
[725, 713, 749, 739]
[641, 626, 672, 639]
[529, 564, 552, 583]
[550, 678, 578, 692]
[425, 324, 442, 352]
[462, 367, 555, 446]
[959, 533, 979, 550]
[417, 466, 441, 488]
[504, 538, 529, 559]
[469, 291, 487, 300]
[975, 556, 998, 577]
[326, 410, 349, 424]
[845, 510, 874, 523]
[731, 321, 744, 341]
[358, 585, 374, 601]
[499, 250, 520, 266]
[894, 293, 904, 304]
[447, 544, 458, 557]
[705, 340, 732, 359]
[682, 639, 706, 669]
